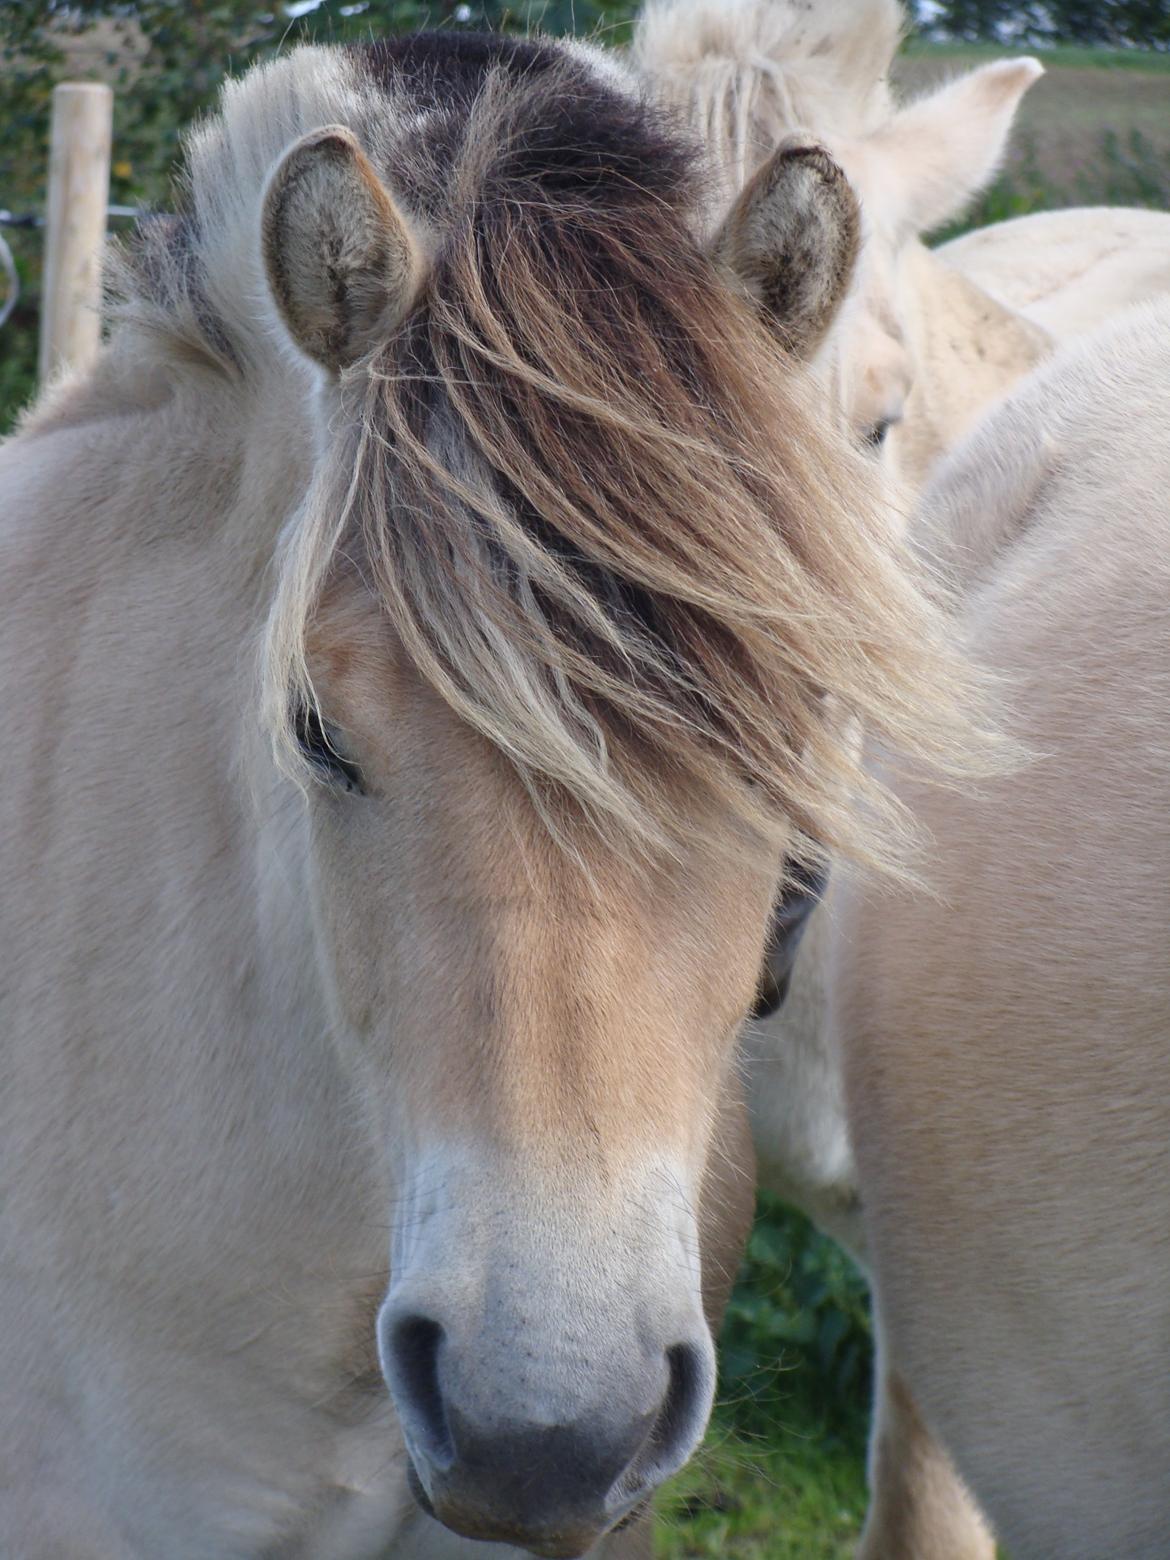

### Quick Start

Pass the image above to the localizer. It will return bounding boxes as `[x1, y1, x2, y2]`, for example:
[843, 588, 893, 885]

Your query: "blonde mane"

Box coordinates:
[113, 34, 985, 871]
[633, 0, 904, 207]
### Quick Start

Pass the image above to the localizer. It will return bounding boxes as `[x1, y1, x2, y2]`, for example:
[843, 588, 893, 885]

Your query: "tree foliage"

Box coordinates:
[926, 0, 1170, 45]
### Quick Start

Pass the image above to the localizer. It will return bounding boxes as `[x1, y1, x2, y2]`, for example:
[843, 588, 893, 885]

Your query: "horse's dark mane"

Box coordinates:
[361, 30, 562, 108]
[364, 31, 699, 220]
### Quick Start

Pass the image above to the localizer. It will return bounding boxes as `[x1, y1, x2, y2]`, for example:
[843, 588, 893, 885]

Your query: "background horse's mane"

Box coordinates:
[633, 0, 903, 205]
[114, 33, 984, 869]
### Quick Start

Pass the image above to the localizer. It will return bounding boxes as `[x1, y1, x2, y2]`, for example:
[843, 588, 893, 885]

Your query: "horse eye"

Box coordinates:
[293, 703, 364, 794]
[862, 418, 894, 450]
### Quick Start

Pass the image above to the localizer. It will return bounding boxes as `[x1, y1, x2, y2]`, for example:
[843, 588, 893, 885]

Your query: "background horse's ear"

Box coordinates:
[261, 125, 424, 371]
[869, 58, 1044, 240]
[712, 137, 860, 362]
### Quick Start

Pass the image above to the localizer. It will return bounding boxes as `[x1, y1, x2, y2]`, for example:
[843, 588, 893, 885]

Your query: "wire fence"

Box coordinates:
[0, 202, 147, 333]
[1, 204, 146, 229]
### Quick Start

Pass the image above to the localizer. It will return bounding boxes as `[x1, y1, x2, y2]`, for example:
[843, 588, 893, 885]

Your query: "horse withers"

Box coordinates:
[0, 30, 977, 1559]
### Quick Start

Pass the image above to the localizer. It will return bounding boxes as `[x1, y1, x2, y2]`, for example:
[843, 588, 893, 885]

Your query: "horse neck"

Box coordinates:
[894, 240, 1053, 495]
[1, 330, 336, 1111]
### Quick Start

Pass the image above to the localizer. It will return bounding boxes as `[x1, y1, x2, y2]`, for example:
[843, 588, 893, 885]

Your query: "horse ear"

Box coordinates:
[712, 137, 860, 361]
[261, 125, 424, 371]
[870, 58, 1043, 238]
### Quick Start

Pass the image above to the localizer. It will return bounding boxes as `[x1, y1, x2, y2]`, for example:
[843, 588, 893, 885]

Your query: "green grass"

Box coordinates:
[655, 1408, 868, 1559]
[653, 1197, 873, 1558]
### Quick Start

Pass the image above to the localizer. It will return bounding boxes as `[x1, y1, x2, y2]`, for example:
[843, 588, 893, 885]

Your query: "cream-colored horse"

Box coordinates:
[837, 299, 1170, 1560]
[634, 0, 1047, 487]
[634, 0, 1170, 494]
[939, 203, 1170, 338]
[0, 28, 980, 1560]
[634, 2, 1170, 1553]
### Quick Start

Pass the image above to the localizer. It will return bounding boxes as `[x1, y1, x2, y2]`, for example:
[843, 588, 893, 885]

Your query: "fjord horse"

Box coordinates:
[0, 28, 979, 1560]
[838, 301, 1170, 1559]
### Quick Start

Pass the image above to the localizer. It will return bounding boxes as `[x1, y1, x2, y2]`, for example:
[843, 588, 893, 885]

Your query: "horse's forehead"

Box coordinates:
[303, 593, 776, 940]
[832, 206, 907, 344]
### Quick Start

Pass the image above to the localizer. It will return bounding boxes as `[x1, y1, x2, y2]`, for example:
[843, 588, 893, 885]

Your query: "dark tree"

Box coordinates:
[933, 0, 1019, 41]
[1043, 0, 1123, 43]
[1114, 0, 1170, 46]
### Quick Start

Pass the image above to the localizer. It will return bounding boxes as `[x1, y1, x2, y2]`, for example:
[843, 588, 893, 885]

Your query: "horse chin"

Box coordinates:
[406, 1456, 622, 1558]
[405, 1459, 436, 1521]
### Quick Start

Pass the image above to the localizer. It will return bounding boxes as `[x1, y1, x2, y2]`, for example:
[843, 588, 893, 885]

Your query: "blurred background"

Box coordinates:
[2, 2, 1167, 1553]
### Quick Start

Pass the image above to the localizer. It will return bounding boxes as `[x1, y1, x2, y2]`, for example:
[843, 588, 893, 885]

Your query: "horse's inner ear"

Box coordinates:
[261, 125, 424, 372]
[711, 137, 860, 362]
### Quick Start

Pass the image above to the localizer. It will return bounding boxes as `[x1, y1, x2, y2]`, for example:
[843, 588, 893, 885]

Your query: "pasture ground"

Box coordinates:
[654, 1196, 872, 1555]
[655, 1406, 867, 1558]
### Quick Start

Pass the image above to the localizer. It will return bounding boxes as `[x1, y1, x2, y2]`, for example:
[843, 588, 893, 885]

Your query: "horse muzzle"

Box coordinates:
[380, 1281, 714, 1552]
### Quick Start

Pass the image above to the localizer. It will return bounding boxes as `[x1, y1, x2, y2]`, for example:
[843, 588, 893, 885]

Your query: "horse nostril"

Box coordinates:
[381, 1307, 714, 1549]
[390, 1314, 454, 1467]
[632, 1342, 711, 1489]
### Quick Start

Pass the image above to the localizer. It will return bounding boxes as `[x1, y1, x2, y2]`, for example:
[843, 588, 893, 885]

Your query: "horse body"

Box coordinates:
[939, 204, 1170, 338]
[837, 300, 1170, 1558]
[633, 3, 1170, 1552]
[0, 313, 407, 1560]
[1, 28, 969, 1559]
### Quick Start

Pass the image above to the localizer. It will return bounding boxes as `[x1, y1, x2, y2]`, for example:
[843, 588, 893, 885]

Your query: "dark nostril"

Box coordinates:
[391, 1315, 454, 1467]
[634, 1343, 709, 1486]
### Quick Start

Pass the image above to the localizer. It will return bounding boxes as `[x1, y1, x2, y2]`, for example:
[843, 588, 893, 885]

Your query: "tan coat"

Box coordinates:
[839, 301, 1170, 1558]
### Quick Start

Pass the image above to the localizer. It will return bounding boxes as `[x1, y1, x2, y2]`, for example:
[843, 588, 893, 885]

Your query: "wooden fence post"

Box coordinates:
[38, 81, 113, 385]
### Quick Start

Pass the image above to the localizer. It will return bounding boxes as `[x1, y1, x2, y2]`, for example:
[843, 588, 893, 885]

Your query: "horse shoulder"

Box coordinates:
[890, 242, 1051, 495]
[913, 297, 1170, 597]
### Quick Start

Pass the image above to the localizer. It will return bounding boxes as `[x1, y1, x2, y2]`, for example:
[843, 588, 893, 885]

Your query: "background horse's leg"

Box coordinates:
[742, 899, 867, 1260]
[857, 1311, 995, 1560]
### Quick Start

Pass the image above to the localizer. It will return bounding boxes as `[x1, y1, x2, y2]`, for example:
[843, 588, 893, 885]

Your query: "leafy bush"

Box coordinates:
[719, 1195, 872, 1437]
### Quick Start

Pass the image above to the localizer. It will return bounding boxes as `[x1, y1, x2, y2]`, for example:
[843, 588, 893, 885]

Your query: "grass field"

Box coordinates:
[655, 1404, 869, 1558]
[651, 1197, 872, 1557]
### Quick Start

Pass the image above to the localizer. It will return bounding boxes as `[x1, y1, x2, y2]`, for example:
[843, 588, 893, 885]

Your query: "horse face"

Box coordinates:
[814, 59, 1043, 475]
[259, 94, 875, 1554]
[298, 591, 776, 1554]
